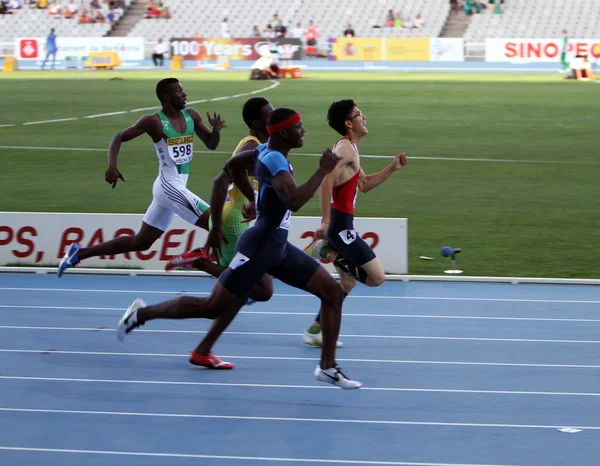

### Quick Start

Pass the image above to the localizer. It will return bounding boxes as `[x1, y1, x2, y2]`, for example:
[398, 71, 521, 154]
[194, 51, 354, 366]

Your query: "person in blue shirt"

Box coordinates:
[41, 28, 57, 70]
[117, 108, 362, 390]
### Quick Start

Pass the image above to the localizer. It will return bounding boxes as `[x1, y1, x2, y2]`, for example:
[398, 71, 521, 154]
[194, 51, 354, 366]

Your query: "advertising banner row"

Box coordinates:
[0, 213, 408, 274]
[486, 38, 600, 62]
[15, 37, 145, 61]
[328, 38, 465, 62]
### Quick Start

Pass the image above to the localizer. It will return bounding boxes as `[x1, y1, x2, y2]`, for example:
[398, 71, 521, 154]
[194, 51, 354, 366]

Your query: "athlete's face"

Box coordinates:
[347, 106, 368, 136]
[168, 83, 188, 110]
[287, 120, 306, 148]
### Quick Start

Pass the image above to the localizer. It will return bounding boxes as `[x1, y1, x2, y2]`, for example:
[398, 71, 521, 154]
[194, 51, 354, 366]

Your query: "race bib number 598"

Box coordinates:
[167, 135, 193, 165]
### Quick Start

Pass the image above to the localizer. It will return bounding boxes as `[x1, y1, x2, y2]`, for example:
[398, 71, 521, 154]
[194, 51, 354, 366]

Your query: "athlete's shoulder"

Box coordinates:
[182, 107, 201, 122]
[258, 147, 289, 174]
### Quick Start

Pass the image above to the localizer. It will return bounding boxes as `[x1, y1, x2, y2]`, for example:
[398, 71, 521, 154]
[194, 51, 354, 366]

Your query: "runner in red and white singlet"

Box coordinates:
[302, 99, 408, 347]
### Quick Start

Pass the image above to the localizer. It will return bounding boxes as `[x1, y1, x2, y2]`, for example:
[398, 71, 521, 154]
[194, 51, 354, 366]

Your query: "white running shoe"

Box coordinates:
[303, 239, 328, 259]
[303, 331, 344, 348]
[315, 364, 361, 390]
[117, 298, 145, 342]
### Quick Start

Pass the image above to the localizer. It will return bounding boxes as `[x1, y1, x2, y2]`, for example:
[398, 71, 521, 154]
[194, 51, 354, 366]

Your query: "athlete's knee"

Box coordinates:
[365, 271, 385, 287]
[321, 280, 345, 309]
[250, 280, 273, 302]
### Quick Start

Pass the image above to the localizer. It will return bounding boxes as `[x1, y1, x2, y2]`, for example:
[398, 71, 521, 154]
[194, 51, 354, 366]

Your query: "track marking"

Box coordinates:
[1, 287, 598, 304]
[2, 325, 600, 344]
[82, 111, 127, 119]
[0, 145, 597, 165]
[0, 446, 515, 466]
[2, 348, 599, 369]
[4, 80, 279, 126]
[1, 304, 599, 322]
[1, 375, 599, 396]
[22, 117, 79, 126]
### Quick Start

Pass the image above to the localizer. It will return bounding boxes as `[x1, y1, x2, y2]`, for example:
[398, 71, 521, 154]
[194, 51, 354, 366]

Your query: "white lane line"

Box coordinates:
[22, 117, 79, 126]
[0, 146, 104, 151]
[2, 325, 600, 344]
[7, 80, 280, 126]
[0, 287, 598, 304]
[1, 304, 599, 322]
[0, 124, 16, 128]
[1, 375, 598, 397]
[2, 348, 599, 369]
[0, 145, 597, 165]
[0, 446, 515, 466]
[83, 111, 128, 119]
[2, 407, 599, 433]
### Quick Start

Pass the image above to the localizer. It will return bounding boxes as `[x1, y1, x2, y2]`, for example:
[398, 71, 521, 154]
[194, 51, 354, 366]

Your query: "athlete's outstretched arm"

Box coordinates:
[204, 149, 256, 256]
[358, 152, 408, 193]
[272, 149, 340, 212]
[188, 108, 225, 150]
[105, 114, 157, 188]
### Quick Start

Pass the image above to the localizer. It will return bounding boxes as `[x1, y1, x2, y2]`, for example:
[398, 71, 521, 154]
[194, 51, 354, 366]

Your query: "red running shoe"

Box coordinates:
[165, 250, 213, 271]
[189, 351, 234, 369]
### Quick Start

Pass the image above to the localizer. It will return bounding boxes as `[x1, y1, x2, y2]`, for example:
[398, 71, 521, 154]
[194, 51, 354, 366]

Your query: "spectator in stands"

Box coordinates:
[65, 0, 77, 17]
[271, 13, 280, 28]
[491, 0, 501, 14]
[155, 1, 169, 18]
[220, 17, 231, 38]
[393, 11, 403, 29]
[403, 16, 413, 29]
[10, 0, 22, 9]
[290, 22, 305, 40]
[275, 19, 287, 37]
[474, 0, 486, 13]
[306, 20, 318, 56]
[105, 8, 115, 22]
[145, 1, 159, 18]
[152, 38, 169, 66]
[252, 25, 261, 38]
[414, 14, 424, 28]
[0, 1, 12, 14]
[36, 0, 47, 7]
[91, 8, 104, 21]
[263, 24, 275, 38]
[384, 9, 394, 29]
[343, 23, 355, 37]
[47, 0, 61, 17]
[78, 9, 89, 22]
[41, 27, 57, 70]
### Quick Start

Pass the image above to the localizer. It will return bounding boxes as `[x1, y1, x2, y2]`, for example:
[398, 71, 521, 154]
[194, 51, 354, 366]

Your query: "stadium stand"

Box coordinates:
[464, 0, 600, 42]
[127, 0, 450, 53]
[0, 1, 132, 42]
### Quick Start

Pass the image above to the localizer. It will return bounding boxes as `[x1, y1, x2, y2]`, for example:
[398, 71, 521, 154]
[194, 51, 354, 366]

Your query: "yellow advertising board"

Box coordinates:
[385, 38, 430, 61]
[329, 37, 383, 61]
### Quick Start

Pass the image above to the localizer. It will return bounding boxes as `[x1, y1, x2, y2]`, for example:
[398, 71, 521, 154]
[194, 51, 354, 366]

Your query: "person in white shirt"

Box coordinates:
[152, 38, 169, 66]
[220, 17, 231, 38]
[290, 22, 305, 40]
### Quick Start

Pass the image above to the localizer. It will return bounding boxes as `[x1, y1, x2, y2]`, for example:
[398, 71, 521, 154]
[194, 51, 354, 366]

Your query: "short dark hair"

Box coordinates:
[242, 97, 269, 128]
[267, 107, 298, 129]
[156, 78, 179, 102]
[327, 99, 355, 136]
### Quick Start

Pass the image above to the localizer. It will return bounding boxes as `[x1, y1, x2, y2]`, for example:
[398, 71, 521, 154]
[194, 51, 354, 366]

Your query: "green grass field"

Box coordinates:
[1, 71, 599, 278]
